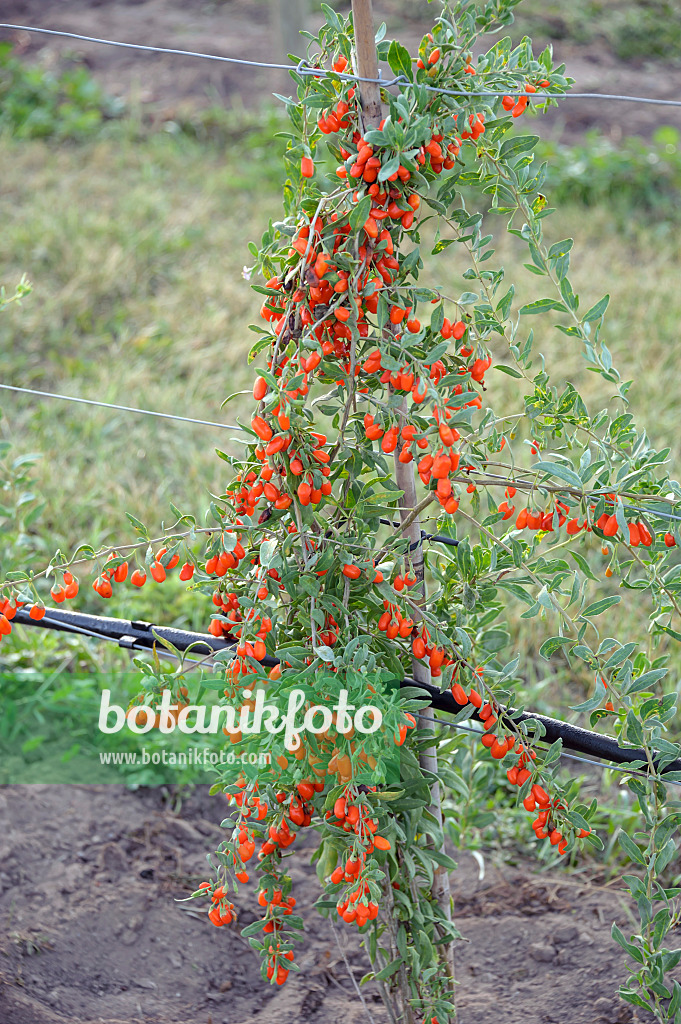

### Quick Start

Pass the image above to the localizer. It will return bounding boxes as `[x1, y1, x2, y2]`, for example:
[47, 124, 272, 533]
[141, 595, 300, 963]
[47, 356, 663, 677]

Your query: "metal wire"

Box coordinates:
[0, 24, 404, 85]
[4, 384, 681, 539]
[3, 24, 681, 108]
[429, 85, 681, 107]
[0, 383, 245, 433]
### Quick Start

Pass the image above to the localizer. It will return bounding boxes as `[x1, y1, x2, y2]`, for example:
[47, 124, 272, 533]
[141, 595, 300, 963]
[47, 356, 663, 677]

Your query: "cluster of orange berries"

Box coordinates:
[204, 532, 245, 576]
[226, 410, 332, 517]
[222, 786, 264, 880]
[202, 786, 303, 982]
[242, 80, 499, 544]
[0, 592, 44, 636]
[229, 778, 269, 821]
[377, 597, 416, 642]
[505, 489, 675, 548]
[326, 789, 389, 928]
[335, 125, 462, 185]
[501, 80, 551, 118]
[266, 218, 401, 351]
[413, 35, 477, 86]
[449, 680, 590, 855]
[327, 790, 387, 846]
[417, 444, 463, 515]
[518, 777, 590, 854]
[374, 597, 455, 679]
[88, 546, 196, 596]
[130, 684, 189, 729]
[198, 882, 236, 928]
[335, 876, 380, 928]
[1, 571, 81, 637]
[265, 943, 295, 986]
[259, 887, 297, 926]
[316, 49, 481, 185]
[208, 585, 274, 653]
[259, 780, 323, 857]
[48, 569, 80, 603]
[92, 552, 132, 597]
[262, 930, 296, 985]
[258, 885, 298, 983]
[450, 680, 516, 759]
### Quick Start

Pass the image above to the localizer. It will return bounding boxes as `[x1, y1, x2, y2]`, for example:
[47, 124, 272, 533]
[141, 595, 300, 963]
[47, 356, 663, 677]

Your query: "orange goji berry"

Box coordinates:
[150, 561, 166, 583]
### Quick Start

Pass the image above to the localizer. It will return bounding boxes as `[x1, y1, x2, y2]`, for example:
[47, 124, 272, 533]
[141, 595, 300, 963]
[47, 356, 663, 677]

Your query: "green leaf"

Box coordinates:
[432, 238, 456, 254]
[570, 692, 605, 713]
[320, 3, 344, 33]
[569, 550, 598, 582]
[348, 194, 373, 234]
[519, 298, 567, 315]
[533, 460, 584, 490]
[539, 636, 574, 660]
[612, 923, 645, 963]
[626, 709, 644, 747]
[547, 238, 573, 259]
[387, 40, 413, 81]
[623, 668, 668, 695]
[499, 135, 538, 161]
[494, 364, 523, 378]
[495, 284, 515, 319]
[241, 919, 267, 938]
[603, 642, 637, 670]
[618, 831, 645, 866]
[425, 848, 458, 870]
[260, 538, 277, 567]
[581, 596, 621, 618]
[582, 294, 610, 323]
[378, 155, 401, 181]
[24, 501, 45, 528]
[374, 957, 404, 982]
[125, 512, 149, 539]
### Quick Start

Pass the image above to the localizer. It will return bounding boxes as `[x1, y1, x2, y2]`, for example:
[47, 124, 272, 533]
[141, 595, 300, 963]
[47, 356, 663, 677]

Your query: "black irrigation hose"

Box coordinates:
[11, 605, 681, 775]
[378, 517, 459, 550]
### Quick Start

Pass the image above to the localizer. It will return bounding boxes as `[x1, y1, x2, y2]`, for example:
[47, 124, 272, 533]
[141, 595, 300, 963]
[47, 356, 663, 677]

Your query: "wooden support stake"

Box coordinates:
[350, 0, 458, 1011]
[350, 0, 382, 128]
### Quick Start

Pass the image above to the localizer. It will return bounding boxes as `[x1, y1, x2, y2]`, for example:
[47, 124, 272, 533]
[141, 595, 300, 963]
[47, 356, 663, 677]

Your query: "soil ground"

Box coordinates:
[1, 0, 681, 141]
[0, 784, 661, 1024]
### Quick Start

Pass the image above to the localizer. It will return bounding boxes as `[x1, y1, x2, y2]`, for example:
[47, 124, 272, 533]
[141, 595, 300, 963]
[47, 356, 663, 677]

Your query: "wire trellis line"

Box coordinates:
[3, 23, 681, 108]
[3, 383, 681, 534]
[0, 383, 244, 432]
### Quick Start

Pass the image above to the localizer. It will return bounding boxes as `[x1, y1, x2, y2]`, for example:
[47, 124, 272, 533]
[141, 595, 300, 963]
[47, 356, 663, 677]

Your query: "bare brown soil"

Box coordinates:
[1, 0, 681, 140]
[0, 784, 663, 1024]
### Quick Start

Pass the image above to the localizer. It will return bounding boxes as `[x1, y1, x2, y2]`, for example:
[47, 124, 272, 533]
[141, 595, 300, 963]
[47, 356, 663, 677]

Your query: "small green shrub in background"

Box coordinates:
[610, 0, 681, 62]
[0, 42, 125, 139]
[540, 127, 681, 221]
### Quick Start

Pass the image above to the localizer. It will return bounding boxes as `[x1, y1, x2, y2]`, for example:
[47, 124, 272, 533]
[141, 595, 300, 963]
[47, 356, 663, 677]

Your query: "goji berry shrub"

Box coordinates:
[4, 2, 681, 1021]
